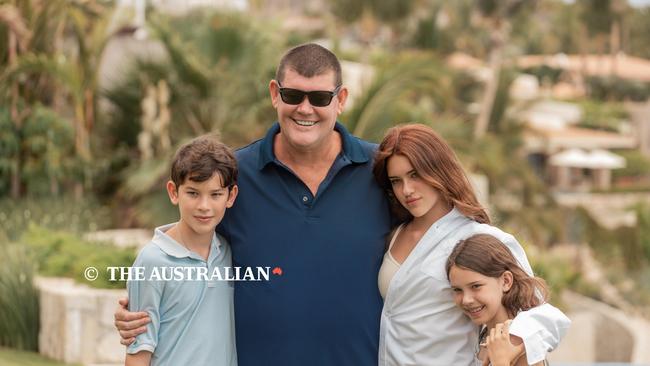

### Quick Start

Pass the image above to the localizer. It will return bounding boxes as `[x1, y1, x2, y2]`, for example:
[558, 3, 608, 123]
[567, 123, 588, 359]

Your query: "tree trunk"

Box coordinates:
[610, 18, 620, 77]
[474, 22, 506, 140]
[9, 29, 21, 199]
[85, 88, 94, 136]
[579, 25, 590, 97]
[75, 100, 91, 161]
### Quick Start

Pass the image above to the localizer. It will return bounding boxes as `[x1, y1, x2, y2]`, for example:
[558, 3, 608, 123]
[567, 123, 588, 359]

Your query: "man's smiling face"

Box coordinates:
[270, 68, 347, 152]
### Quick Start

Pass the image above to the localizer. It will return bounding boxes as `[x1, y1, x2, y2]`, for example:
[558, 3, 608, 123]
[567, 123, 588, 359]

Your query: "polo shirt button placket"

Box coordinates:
[204, 263, 216, 288]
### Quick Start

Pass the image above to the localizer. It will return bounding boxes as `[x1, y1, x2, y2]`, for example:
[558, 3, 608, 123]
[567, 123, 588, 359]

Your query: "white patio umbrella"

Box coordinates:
[549, 148, 592, 168]
[587, 149, 626, 169]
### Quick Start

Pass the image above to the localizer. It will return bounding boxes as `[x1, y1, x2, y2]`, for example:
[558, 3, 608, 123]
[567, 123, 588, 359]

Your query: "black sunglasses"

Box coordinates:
[276, 81, 342, 107]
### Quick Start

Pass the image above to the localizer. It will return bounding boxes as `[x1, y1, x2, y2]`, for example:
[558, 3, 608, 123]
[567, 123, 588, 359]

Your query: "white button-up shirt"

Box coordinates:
[378, 208, 570, 366]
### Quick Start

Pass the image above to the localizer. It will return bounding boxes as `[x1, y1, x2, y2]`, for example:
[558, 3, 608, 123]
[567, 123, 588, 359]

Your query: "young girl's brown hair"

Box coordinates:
[445, 234, 549, 316]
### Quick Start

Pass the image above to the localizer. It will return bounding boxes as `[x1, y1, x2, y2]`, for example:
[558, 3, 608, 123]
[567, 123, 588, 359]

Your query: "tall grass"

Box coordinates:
[0, 242, 39, 351]
[0, 196, 113, 241]
[0, 347, 79, 365]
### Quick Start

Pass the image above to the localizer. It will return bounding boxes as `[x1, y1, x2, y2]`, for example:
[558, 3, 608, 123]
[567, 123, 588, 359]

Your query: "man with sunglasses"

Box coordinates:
[115, 43, 392, 366]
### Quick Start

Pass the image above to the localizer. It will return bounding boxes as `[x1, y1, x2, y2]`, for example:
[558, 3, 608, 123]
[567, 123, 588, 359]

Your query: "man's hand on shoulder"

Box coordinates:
[114, 297, 150, 346]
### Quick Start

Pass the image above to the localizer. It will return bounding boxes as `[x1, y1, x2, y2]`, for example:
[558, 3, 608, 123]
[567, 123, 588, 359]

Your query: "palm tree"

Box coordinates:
[608, 0, 627, 76]
[577, 0, 626, 85]
[61, 0, 112, 162]
[0, 0, 112, 197]
[0, 2, 32, 198]
[473, 0, 536, 139]
[102, 10, 283, 225]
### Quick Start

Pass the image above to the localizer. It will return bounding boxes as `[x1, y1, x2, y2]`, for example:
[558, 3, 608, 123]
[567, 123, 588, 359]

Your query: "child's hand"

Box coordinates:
[484, 320, 525, 366]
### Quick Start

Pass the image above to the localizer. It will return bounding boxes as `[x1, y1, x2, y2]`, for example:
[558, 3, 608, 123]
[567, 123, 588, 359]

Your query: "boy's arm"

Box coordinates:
[125, 350, 152, 366]
[125, 255, 163, 356]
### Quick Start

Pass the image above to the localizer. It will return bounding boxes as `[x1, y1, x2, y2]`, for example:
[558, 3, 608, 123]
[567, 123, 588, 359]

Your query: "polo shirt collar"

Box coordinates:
[257, 121, 369, 170]
[152, 223, 221, 262]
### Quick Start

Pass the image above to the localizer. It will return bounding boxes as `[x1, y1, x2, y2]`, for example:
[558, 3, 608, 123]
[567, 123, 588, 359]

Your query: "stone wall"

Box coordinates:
[548, 291, 650, 364]
[36, 277, 125, 366]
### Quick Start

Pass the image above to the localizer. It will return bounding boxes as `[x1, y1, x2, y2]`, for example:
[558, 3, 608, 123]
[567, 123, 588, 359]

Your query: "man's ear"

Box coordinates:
[269, 80, 280, 109]
[166, 180, 179, 205]
[501, 270, 514, 292]
[335, 86, 348, 115]
[226, 185, 238, 208]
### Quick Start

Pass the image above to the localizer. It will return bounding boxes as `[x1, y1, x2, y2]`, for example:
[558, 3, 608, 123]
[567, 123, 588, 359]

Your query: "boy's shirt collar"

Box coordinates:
[153, 223, 221, 263]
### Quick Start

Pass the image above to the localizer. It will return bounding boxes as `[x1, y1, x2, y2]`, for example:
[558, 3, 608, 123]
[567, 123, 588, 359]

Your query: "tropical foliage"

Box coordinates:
[0, 0, 113, 198]
[0, 242, 39, 350]
[100, 10, 284, 225]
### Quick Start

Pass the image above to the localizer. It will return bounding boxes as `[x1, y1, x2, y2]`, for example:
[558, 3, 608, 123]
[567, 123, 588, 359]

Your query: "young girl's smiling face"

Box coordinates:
[449, 265, 513, 329]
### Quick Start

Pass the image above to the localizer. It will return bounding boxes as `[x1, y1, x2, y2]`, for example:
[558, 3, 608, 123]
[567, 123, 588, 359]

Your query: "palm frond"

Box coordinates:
[120, 155, 172, 199]
[149, 16, 212, 98]
[0, 4, 32, 51]
[343, 54, 453, 140]
[0, 52, 81, 99]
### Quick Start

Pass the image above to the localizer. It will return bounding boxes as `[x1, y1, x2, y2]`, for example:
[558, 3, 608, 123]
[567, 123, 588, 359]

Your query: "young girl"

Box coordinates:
[373, 123, 569, 365]
[446, 234, 551, 366]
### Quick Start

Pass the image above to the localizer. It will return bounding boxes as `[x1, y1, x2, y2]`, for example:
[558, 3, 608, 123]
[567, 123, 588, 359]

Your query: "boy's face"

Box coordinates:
[166, 173, 238, 237]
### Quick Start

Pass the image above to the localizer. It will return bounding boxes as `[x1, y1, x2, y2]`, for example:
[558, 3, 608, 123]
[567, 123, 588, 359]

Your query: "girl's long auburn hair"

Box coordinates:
[445, 234, 550, 316]
[373, 123, 490, 224]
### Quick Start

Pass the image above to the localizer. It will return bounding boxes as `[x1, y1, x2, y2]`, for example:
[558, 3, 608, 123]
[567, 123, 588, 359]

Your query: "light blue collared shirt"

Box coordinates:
[127, 223, 237, 366]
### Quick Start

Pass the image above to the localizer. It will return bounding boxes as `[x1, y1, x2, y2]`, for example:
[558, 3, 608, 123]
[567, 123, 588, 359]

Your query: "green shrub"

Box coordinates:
[0, 243, 39, 351]
[612, 150, 650, 180]
[587, 76, 650, 102]
[577, 99, 628, 132]
[572, 206, 650, 272]
[0, 105, 79, 198]
[531, 250, 581, 308]
[520, 65, 563, 85]
[635, 203, 650, 263]
[20, 225, 136, 289]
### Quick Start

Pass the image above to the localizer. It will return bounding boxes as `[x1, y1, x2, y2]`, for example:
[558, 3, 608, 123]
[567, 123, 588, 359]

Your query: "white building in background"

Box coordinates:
[112, 0, 247, 36]
[524, 100, 583, 130]
[509, 73, 540, 101]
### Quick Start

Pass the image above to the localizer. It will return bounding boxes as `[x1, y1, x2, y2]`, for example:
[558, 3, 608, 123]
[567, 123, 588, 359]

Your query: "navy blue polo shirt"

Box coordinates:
[218, 122, 391, 366]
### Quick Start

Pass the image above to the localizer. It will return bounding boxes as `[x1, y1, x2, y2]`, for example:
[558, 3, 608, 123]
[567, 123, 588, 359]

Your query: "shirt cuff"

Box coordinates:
[126, 341, 155, 355]
[509, 304, 571, 364]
